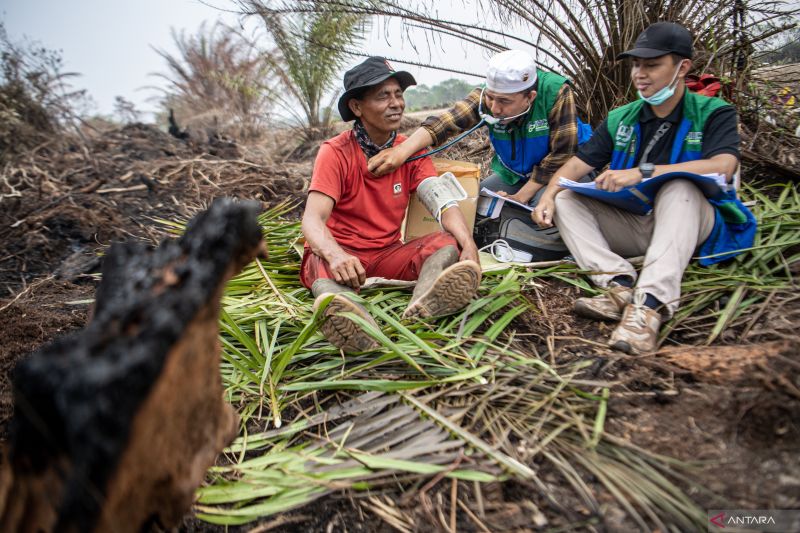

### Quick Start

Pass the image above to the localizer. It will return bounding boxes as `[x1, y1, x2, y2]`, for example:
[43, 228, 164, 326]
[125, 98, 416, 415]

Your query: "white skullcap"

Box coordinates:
[485, 50, 538, 93]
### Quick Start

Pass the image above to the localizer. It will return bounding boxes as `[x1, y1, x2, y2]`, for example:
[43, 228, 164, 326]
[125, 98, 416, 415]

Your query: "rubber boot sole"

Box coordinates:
[403, 260, 481, 320]
[313, 293, 379, 353]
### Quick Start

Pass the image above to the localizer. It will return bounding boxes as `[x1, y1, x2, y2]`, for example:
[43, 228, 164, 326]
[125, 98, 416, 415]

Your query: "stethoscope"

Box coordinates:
[406, 87, 532, 162]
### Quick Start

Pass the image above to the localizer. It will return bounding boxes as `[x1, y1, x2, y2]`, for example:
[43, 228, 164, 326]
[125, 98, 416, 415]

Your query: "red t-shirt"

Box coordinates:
[309, 130, 436, 252]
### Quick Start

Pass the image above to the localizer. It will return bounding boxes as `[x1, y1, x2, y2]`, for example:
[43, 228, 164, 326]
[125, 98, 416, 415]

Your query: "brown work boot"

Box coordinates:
[608, 290, 662, 355]
[574, 283, 634, 322]
[311, 279, 380, 353]
[403, 246, 481, 320]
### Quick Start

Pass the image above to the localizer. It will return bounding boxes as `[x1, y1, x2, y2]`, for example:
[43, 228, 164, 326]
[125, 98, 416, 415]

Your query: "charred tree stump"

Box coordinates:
[0, 198, 264, 532]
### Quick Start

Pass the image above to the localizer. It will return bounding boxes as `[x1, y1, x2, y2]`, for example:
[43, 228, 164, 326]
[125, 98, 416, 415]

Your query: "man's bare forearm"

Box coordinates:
[542, 156, 593, 198]
[510, 179, 543, 204]
[302, 215, 346, 263]
[440, 207, 475, 250]
[651, 154, 739, 182]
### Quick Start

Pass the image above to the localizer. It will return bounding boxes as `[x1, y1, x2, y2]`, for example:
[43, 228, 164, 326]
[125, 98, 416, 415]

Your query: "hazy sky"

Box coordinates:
[3, 1, 494, 120]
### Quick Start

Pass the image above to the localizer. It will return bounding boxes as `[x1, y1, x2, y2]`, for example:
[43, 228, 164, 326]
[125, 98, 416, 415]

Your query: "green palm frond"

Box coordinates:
[153, 180, 799, 528]
[662, 182, 800, 344]
[244, 1, 369, 138]
[196, 393, 501, 526]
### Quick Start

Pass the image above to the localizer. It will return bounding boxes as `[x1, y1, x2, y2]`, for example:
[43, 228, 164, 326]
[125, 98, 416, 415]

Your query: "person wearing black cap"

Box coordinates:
[529, 22, 755, 355]
[300, 56, 481, 353]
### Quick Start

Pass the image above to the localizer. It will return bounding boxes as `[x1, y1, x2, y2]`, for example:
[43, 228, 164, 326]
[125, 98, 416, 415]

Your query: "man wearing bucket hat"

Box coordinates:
[367, 49, 592, 261]
[531, 22, 755, 354]
[301, 56, 481, 354]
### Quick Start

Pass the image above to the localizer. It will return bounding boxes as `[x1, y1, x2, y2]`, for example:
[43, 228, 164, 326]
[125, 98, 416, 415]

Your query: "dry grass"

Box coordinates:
[151, 22, 276, 141]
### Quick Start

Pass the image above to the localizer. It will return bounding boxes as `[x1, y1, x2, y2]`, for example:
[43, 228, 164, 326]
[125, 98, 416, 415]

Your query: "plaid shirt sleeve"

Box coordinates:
[529, 83, 579, 185]
[421, 88, 482, 147]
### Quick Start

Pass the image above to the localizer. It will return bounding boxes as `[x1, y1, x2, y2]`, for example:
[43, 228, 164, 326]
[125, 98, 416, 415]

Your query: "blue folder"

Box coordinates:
[561, 172, 730, 215]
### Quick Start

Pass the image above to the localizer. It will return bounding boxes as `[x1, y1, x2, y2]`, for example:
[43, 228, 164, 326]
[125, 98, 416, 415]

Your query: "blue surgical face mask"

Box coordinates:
[638, 61, 685, 106]
[479, 87, 532, 125]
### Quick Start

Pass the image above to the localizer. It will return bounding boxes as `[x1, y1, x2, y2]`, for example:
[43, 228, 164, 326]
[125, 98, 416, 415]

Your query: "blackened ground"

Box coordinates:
[0, 123, 309, 297]
[0, 279, 93, 438]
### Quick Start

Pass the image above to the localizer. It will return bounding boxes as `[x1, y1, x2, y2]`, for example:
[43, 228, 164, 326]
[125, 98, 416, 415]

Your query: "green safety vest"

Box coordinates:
[487, 70, 570, 184]
[606, 89, 730, 169]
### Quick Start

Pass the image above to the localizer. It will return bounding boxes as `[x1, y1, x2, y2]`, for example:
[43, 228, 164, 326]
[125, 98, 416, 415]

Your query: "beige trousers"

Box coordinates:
[554, 179, 716, 316]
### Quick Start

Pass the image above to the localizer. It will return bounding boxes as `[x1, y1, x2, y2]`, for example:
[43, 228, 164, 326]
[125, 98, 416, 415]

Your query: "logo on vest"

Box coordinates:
[615, 125, 634, 145]
[528, 119, 548, 133]
[393, 183, 402, 195]
[686, 131, 703, 145]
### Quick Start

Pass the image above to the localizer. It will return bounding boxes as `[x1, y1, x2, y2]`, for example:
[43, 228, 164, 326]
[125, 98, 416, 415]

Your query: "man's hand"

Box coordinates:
[594, 168, 643, 192]
[459, 241, 480, 263]
[327, 250, 366, 289]
[496, 179, 542, 206]
[368, 127, 435, 176]
[367, 146, 408, 176]
[497, 190, 532, 205]
[532, 194, 556, 228]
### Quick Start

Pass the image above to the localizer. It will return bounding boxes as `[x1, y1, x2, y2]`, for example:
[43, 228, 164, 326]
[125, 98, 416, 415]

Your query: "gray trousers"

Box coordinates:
[553, 179, 715, 316]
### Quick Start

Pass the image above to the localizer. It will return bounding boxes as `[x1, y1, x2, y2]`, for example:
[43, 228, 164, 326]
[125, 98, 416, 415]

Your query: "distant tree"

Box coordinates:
[433, 78, 474, 106]
[239, 1, 368, 140]
[151, 22, 275, 140]
[404, 84, 434, 110]
[404, 78, 474, 111]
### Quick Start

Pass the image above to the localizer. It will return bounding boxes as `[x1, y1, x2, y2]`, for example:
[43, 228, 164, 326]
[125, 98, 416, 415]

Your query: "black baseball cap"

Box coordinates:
[617, 22, 694, 60]
[337, 57, 416, 121]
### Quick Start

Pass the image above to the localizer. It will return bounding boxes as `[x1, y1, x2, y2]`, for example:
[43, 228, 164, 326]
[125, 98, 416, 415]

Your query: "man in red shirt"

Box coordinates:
[301, 57, 481, 353]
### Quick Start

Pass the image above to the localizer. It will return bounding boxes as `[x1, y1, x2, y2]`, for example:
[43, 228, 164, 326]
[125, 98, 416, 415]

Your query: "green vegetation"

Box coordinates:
[242, 1, 369, 140]
[404, 78, 475, 111]
[666, 182, 800, 344]
[162, 180, 799, 528]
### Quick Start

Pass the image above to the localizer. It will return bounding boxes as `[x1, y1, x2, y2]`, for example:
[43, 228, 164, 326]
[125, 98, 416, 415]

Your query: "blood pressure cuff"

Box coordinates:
[416, 172, 468, 223]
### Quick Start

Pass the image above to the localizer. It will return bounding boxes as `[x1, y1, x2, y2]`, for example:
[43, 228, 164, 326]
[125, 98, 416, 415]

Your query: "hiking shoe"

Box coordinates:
[608, 290, 662, 355]
[402, 260, 481, 319]
[313, 293, 380, 353]
[574, 283, 634, 322]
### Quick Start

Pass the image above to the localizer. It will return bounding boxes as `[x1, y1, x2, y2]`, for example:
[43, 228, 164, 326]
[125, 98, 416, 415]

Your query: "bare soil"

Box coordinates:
[606, 341, 800, 510]
[1, 123, 798, 531]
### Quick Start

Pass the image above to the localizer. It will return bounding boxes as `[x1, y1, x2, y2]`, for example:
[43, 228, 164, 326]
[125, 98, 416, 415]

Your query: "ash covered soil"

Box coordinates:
[1, 123, 798, 531]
